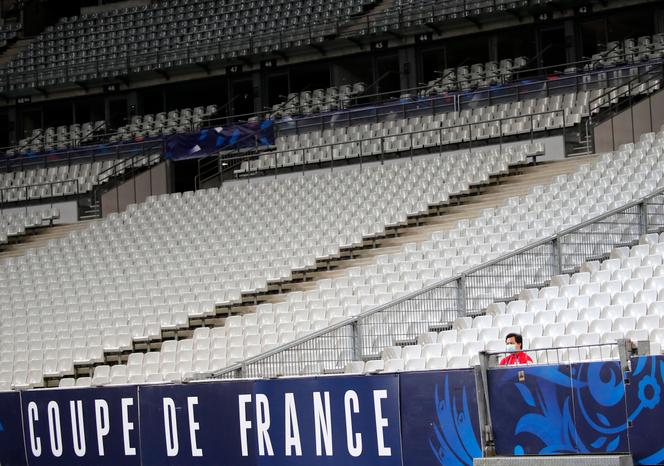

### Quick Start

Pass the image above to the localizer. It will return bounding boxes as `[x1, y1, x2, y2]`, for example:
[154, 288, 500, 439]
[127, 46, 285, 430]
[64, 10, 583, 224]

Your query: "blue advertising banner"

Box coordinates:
[400, 369, 482, 466]
[0, 390, 28, 466]
[20, 385, 140, 466]
[5, 362, 664, 465]
[570, 361, 629, 454]
[488, 362, 629, 456]
[252, 374, 402, 466]
[138, 380, 256, 466]
[164, 120, 275, 160]
[626, 356, 664, 465]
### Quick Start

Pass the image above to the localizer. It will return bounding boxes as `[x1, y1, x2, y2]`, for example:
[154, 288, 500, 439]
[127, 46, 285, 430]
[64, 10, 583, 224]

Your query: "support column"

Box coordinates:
[398, 46, 418, 92]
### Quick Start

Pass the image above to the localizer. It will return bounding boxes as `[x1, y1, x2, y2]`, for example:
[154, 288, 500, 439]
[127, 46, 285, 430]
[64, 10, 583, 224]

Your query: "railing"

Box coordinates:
[0, 139, 165, 181]
[275, 60, 657, 136]
[197, 182, 664, 380]
[0, 178, 84, 212]
[93, 150, 163, 217]
[584, 64, 664, 154]
[215, 106, 573, 182]
[485, 342, 620, 369]
[588, 62, 663, 118]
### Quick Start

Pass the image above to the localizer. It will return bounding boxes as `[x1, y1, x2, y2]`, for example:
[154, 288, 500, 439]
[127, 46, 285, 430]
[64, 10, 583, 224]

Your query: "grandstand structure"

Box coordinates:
[1, 0, 664, 465]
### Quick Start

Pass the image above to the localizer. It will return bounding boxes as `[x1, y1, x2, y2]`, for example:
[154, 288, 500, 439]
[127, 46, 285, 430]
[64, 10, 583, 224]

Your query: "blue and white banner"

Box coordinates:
[400, 369, 482, 466]
[7, 362, 664, 465]
[252, 374, 402, 466]
[488, 361, 629, 456]
[626, 356, 664, 465]
[138, 380, 256, 466]
[20, 385, 141, 466]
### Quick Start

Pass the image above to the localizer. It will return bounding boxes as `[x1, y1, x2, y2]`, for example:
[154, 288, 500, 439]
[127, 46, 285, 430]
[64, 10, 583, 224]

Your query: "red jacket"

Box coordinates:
[499, 351, 533, 366]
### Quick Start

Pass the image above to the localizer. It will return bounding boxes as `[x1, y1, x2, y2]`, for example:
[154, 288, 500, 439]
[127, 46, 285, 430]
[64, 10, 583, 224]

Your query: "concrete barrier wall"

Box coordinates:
[101, 161, 170, 217]
[594, 88, 664, 152]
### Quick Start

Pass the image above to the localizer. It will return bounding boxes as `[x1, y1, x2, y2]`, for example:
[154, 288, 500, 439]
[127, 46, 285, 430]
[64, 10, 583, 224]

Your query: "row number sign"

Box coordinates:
[371, 40, 388, 50]
[104, 83, 119, 93]
[226, 65, 243, 74]
[261, 59, 276, 69]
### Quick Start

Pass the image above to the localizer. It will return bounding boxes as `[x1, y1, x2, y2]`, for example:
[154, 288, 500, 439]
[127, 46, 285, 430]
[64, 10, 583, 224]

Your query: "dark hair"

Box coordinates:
[505, 333, 523, 346]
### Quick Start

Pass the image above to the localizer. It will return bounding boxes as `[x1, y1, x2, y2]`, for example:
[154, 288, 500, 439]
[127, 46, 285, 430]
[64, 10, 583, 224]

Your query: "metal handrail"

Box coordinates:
[224, 109, 565, 168]
[0, 178, 82, 207]
[588, 62, 663, 116]
[484, 342, 621, 368]
[199, 175, 664, 380]
[0, 138, 164, 174]
[274, 60, 661, 136]
[216, 106, 572, 178]
[96, 151, 161, 187]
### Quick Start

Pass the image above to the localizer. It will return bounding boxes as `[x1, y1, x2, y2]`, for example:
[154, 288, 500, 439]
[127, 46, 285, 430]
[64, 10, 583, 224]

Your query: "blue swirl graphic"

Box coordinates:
[429, 376, 481, 466]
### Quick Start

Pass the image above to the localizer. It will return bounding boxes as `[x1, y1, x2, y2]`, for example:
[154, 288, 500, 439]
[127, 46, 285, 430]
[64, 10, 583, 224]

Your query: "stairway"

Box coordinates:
[79, 200, 101, 220]
[42, 154, 598, 385]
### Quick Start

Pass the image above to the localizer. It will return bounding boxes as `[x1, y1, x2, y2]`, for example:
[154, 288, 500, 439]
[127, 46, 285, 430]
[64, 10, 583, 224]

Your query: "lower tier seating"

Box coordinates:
[57, 129, 664, 385]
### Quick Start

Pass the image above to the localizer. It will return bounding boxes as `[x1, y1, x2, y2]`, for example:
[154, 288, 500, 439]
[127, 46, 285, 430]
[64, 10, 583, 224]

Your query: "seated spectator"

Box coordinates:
[499, 332, 533, 366]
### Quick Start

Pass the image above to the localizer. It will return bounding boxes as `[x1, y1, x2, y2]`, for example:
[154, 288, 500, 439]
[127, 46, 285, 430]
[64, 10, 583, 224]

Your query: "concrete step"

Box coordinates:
[0, 220, 97, 261]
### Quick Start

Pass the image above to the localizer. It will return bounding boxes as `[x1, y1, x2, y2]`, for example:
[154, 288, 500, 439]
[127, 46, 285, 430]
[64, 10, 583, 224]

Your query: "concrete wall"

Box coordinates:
[101, 162, 170, 217]
[0, 201, 78, 224]
[594, 88, 664, 152]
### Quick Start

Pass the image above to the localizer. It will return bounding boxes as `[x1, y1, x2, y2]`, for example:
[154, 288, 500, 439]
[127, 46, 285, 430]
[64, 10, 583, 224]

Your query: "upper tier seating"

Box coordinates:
[588, 34, 664, 69]
[271, 83, 367, 117]
[0, 207, 59, 246]
[1, 0, 378, 91]
[0, 142, 534, 389]
[237, 90, 588, 174]
[422, 57, 528, 94]
[8, 121, 107, 156]
[111, 105, 218, 142]
[349, 232, 664, 373]
[0, 154, 160, 203]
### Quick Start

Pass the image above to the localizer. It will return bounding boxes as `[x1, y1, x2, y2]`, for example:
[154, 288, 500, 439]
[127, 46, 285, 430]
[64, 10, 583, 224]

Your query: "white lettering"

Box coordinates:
[255, 394, 274, 456]
[121, 398, 137, 455]
[344, 390, 362, 457]
[70, 400, 86, 457]
[47, 401, 63, 457]
[187, 397, 203, 457]
[373, 390, 392, 456]
[313, 392, 333, 456]
[163, 398, 179, 457]
[284, 393, 302, 456]
[238, 394, 252, 457]
[95, 400, 110, 456]
[28, 402, 42, 457]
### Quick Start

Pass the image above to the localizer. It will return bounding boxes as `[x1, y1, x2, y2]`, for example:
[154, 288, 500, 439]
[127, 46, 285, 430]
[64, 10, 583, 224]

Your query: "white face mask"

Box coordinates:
[506, 343, 518, 352]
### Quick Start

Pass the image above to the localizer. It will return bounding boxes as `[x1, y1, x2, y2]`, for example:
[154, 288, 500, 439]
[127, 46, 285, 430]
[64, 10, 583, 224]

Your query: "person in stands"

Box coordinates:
[499, 332, 533, 366]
